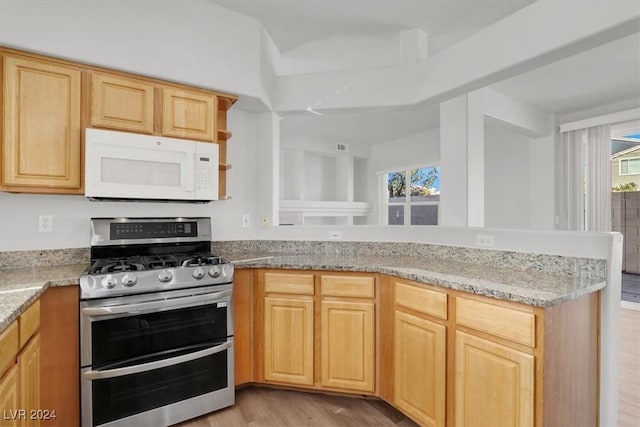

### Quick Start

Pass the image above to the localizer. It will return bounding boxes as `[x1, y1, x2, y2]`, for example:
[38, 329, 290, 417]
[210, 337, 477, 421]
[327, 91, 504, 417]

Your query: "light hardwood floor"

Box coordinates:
[178, 387, 417, 427]
[181, 307, 640, 427]
[619, 307, 640, 427]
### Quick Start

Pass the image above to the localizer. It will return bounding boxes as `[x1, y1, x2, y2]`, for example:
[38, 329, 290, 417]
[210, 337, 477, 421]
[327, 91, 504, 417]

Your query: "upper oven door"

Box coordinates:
[84, 128, 218, 201]
[80, 284, 233, 368]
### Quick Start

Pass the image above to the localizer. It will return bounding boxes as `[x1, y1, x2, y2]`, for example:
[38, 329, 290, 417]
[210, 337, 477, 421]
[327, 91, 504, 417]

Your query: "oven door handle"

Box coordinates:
[82, 339, 232, 380]
[81, 289, 232, 316]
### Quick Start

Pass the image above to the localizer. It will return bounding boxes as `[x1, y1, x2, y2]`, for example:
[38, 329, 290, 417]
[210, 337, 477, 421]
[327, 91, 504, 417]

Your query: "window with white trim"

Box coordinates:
[381, 166, 440, 225]
[619, 157, 640, 175]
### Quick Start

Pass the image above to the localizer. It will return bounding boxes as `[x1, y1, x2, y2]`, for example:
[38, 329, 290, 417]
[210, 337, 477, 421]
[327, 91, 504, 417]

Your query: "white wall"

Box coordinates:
[483, 123, 555, 230]
[484, 123, 532, 229]
[370, 128, 440, 173]
[276, 34, 402, 76]
[529, 134, 556, 230]
[0, 110, 264, 251]
[0, 0, 271, 102]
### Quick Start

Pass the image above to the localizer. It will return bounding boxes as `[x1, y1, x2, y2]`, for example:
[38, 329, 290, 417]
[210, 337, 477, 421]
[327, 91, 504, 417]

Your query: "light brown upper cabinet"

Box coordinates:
[90, 72, 155, 134]
[1, 47, 236, 197]
[1, 55, 82, 194]
[162, 87, 217, 142]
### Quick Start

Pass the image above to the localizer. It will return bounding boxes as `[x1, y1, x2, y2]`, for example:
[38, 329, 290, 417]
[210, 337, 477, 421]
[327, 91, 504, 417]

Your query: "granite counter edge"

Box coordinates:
[0, 278, 79, 335]
[231, 259, 606, 308]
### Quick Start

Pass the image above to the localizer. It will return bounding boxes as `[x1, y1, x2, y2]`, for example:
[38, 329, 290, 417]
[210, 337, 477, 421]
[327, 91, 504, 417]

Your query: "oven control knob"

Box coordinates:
[101, 274, 117, 289]
[122, 273, 137, 287]
[158, 270, 173, 283]
[192, 267, 205, 280]
[208, 265, 221, 278]
[222, 263, 234, 279]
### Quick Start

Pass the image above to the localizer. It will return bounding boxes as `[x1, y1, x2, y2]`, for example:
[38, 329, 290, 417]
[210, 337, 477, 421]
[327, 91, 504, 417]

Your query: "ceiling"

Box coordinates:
[490, 33, 640, 115]
[207, 0, 535, 53]
[217, 1, 640, 145]
[281, 103, 440, 146]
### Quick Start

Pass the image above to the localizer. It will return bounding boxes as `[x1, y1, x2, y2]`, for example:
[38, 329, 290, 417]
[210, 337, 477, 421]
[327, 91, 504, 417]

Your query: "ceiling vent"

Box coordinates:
[336, 143, 349, 153]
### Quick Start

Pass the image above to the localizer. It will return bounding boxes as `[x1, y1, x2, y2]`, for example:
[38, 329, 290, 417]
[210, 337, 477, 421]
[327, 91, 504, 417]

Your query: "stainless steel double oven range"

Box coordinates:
[79, 217, 234, 427]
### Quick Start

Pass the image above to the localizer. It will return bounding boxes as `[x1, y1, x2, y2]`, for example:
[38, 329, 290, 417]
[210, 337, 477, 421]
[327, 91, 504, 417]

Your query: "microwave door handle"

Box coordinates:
[81, 289, 232, 316]
[185, 152, 195, 193]
[82, 339, 233, 380]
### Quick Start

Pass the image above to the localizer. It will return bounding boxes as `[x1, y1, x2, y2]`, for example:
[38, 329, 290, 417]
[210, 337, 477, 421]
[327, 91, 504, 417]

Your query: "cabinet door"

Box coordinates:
[264, 297, 314, 386]
[162, 87, 216, 142]
[18, 334, 40, 427]
[2, 56, 81, 191]
[90, 72, 154, 133]
[394, 311, 446, 427]
[455, 331, 534, 427]
[0, 365, 19, 427]
[321, 300, 375, 392]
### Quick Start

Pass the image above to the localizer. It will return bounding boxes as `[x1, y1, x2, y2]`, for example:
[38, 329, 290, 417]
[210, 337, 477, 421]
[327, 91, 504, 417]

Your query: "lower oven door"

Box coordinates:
[81, 338, 234, 427]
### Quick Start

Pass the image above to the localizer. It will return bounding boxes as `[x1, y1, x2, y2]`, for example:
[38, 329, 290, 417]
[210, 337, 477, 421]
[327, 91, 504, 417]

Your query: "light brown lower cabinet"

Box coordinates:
[263, 296, 315, 386]
[455, 331, 534, 427]
[0, 365, 20, 427]
[394, 310, 446, 427]
[18, 334, 41, 427]
[259, 271, 377, 393]
[321, 300, 375, 392]
[0, 300, 41, 427]
[250, 271, 598, 427]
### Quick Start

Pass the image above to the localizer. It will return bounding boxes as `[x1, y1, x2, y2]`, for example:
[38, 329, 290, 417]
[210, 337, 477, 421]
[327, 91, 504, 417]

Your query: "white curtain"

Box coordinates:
[586, 125, 611, 232]
[565, 129, 584, 231]
[564, 124, 611, 232]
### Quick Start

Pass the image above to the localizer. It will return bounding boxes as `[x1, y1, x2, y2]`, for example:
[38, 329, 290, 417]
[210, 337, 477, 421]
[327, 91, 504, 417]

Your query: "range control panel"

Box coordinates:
[110, 221, 198, 239]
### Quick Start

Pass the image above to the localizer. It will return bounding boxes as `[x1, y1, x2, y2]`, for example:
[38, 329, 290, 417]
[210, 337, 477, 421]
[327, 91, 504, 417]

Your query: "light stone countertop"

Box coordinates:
[0, 251, 607, 335]
[226, 252, 606, 308]
[0, 264, 87, 334]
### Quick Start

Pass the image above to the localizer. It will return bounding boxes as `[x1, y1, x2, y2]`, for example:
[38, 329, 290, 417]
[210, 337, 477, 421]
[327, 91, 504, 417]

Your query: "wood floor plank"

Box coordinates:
[178, 387, 417, 427]
[619, 307, 640, 427]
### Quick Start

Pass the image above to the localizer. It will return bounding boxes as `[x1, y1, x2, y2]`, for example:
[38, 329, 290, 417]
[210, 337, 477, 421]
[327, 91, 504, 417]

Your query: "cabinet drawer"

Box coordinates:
[456, 297, 535, 347]
[395, 281, 447, 320]
[0, 322, 19, 378]
[264, 273, 314, 295]
[320, 275, 374, 298]
[19, 300, 40, 348]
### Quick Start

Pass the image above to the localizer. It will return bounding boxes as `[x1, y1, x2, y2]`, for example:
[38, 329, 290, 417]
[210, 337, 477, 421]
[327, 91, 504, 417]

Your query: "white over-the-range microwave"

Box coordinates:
[85, 128, 219, 202]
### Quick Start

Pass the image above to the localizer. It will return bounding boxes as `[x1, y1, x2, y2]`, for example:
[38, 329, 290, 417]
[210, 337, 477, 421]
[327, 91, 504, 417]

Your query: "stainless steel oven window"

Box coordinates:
[80, 285, 233, 367]
[81, 340, 234, 427]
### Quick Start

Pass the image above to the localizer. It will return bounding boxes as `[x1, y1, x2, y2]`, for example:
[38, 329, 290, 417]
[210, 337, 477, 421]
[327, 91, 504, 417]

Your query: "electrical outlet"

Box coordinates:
[328, 231, 342, 240]
[476, 234, 494, 247]
[261, 215, 270, 227]
[39, 215, 53, 233]
[241, 214, 250, 228]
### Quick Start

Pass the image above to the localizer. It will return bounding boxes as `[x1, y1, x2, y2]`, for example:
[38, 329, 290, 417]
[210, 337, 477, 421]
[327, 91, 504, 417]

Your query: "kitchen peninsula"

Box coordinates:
[0, 239, 607, 427]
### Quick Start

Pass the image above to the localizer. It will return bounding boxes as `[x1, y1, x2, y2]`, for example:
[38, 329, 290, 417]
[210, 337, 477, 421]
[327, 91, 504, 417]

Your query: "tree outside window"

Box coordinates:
[385, 166, 440, 225]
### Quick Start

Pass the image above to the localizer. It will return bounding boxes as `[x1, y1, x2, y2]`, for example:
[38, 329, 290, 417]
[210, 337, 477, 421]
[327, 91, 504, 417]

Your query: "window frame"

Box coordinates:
[379, 163, 440, 226]
[619, 157, 640, 176]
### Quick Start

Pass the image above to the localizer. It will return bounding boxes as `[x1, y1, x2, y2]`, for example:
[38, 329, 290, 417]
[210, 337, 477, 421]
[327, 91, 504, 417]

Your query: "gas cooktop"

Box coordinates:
[80, 217, 233, 299]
